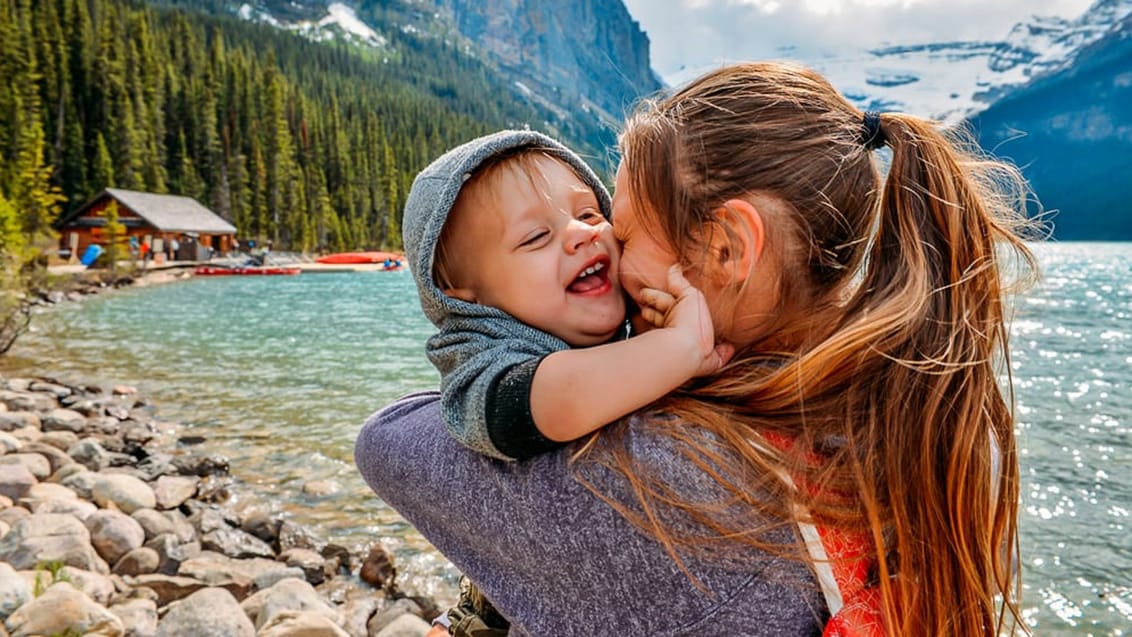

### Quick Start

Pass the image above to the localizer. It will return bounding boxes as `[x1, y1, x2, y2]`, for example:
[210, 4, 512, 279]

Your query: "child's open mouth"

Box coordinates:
[567, 258, 612, 294]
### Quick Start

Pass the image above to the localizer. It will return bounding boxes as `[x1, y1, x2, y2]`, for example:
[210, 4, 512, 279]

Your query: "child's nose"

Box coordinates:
[565, 221, 601, 254]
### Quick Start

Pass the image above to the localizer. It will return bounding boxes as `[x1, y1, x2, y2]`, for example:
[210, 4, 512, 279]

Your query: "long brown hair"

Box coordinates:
[579, 61, 1038, 636]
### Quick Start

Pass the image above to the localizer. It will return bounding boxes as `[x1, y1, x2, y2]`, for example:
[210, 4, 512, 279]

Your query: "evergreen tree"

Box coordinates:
[92, 132, 115, 189]
[0, 0, 607, 256]
[0, 191, 25, 259]
[102, 199, 125, 274]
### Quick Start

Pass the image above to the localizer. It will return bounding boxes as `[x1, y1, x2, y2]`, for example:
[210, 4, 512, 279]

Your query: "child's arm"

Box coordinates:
[530, 265, 733, 442]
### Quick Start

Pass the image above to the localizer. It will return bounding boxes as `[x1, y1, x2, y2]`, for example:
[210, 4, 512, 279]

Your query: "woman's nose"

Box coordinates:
[565, 221, 601, 254]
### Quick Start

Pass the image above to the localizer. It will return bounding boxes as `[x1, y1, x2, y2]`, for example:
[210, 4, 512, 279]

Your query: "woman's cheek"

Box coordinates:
[616, 257, 645, 306]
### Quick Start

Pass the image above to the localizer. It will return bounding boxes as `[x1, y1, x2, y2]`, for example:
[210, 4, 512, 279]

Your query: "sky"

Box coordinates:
[622, 0, 1098, 84]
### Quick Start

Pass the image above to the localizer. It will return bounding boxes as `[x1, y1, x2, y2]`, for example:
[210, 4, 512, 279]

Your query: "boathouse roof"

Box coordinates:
[57, 188, 237, 234]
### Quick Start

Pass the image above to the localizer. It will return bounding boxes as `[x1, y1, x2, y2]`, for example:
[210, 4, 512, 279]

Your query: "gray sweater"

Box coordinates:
[354, 391, 827, 637]
[402, 130, 616, 461]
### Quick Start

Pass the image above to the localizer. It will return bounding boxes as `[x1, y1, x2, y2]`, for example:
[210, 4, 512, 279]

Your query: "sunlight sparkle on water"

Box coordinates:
[8, 243, 1132, 631]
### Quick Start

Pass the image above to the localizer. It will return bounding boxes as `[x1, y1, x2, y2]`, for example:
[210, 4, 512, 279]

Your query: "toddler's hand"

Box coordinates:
[638, 265, 734, 376]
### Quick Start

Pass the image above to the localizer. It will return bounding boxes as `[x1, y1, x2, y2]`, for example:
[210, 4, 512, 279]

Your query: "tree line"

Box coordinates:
[0, 0, 609, 259]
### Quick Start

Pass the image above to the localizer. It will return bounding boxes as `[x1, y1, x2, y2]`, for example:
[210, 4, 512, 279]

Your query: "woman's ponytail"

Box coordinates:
[843, 112, 1036, 635]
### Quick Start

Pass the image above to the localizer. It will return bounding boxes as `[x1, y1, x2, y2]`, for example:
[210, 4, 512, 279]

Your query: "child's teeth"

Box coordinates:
[580, 263, 603, 278]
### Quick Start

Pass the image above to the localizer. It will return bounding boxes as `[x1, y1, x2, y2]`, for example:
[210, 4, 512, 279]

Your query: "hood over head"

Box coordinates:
[402, 129, 613, 329]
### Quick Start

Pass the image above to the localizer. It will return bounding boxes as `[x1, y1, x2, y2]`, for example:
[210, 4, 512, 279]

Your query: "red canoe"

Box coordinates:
[315, 251, 404, 265]
[194, 266, 301, 276]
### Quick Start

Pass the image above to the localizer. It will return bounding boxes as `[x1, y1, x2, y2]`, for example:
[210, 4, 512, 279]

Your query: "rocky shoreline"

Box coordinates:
[0, 375, 441, 637]
[39, 266, 192, 307]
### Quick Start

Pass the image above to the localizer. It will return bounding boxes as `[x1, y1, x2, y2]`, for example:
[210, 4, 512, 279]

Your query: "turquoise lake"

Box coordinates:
[5, 242, 1130, 635]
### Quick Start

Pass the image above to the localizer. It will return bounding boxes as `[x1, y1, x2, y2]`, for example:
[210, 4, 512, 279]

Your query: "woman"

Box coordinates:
[356, 61, 1035, 636]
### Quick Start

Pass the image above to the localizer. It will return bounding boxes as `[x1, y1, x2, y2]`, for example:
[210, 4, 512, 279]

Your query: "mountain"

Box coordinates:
[433, 0, 662, 123]
[970, 12, 1132, 241]
[230, 0, 661, 131]
[789, 0, 1132, 240]
[7, 0, 663, 253]
[809, 0, 1132, 125]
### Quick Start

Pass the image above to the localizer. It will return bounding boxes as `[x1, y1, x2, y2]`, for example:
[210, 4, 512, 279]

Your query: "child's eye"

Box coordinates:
[519, 230, 549, 248]
[577, 207, 603, 224]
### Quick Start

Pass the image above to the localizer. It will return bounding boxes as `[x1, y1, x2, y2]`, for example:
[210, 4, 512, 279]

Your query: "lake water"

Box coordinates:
[6, 242, 1130, 635]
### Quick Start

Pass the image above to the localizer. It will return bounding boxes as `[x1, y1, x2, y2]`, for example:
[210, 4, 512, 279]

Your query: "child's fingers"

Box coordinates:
[638, 287, 675, 314]
[639, 305, 666, 329]
[666, 264, 693, 296]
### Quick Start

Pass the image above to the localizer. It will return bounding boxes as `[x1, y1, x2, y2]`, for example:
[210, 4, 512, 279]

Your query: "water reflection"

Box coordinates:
[7, 243, 1132, 632]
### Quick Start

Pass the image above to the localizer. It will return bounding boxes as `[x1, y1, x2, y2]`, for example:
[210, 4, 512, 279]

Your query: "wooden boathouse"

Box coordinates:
[55, 188, 238, 262]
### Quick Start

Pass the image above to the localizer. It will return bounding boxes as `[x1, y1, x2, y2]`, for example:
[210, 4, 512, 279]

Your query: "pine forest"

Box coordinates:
[0, 0, 609, 260]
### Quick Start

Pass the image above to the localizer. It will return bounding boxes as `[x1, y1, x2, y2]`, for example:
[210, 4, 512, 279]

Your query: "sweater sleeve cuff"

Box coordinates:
[485, 356, 563, 461]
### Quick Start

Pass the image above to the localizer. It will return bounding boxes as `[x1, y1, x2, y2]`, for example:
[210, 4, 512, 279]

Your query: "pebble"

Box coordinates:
[0, 375, 438, 637]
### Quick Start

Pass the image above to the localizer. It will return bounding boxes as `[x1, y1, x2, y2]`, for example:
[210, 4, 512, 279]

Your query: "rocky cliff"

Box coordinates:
[434, 0, 663, 122]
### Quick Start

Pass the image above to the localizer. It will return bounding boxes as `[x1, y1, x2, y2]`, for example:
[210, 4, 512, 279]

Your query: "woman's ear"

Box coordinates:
[708, 198, 766, 285]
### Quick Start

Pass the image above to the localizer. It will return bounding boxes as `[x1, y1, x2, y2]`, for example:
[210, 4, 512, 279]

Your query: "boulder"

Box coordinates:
[41, 408, 88, 433]
[0, 390, 56, 412]
[86, 509, 146, 564]
[359, 544, 396, 590]
[58, 565, 116, 605]
[112, 547, 161, 576]
[367, 598, 423, 636]
[258, 609, 350, 637]
[200, 526, 274, 560]
[0, 563, 31, 621]
[155, 587, 254, 637]
[38, 430, 80, 452]
[126, 574, 207, 608]
[371, 612, 431, 637]
[130, 509, 175, 541]
[3, 581, 124, 637]
[0, 513, 108, 573]
[0, 431, 21, 453]
[56, 465, 98, 499]
[241, 577, 339, 630]
[92, 473, 156, 513]
[144, 533, 201, 576]
[0, 412, 40, 432]
[21, 442, 74, 473]
[28, 381, 71, 398]
[68, 438, 112, 471]
[161, 509, 196, 543]
[0, 454, 50, 481]
[28, 496, 97, 520]
[0, 464, 37, 501]
[151, 475, 198, 510]
[0, 507, 29, 528]
[279, 547, 328, 586]
[339, 596, 381, 637]
[109, 598, 157, 637]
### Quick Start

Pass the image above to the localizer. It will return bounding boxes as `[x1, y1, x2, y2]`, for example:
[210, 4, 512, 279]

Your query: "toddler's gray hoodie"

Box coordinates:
[402, 130, 614, 461]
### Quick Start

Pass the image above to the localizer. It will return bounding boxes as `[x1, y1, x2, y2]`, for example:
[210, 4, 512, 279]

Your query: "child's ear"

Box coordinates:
[443, 287, 477, 303]
[707, 198, 765, 285]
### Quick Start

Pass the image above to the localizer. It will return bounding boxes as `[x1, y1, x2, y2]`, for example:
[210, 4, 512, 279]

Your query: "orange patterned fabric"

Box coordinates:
[760, 432, 885, 637]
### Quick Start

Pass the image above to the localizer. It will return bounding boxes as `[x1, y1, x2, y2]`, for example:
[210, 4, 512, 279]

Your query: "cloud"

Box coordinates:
[624, 0, 1096, 82]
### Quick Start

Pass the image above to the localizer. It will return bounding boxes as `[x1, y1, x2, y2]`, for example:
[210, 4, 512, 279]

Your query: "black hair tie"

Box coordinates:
[861, 111, 886, 150]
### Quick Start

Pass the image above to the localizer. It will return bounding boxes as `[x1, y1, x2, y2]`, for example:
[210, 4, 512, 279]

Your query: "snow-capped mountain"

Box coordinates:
[666, 0, 1131, 239]
[214, 0, 1132, 238]
[705, 0, 1132, 124]
[231, 0, 661, 126]
[237, 2, 387, 48]
[971, 9, 1132, 240]
[810, 0, 1131, 122]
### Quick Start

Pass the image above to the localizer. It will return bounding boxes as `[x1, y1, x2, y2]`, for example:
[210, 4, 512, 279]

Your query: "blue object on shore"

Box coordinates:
[80, 244, 102, 267]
